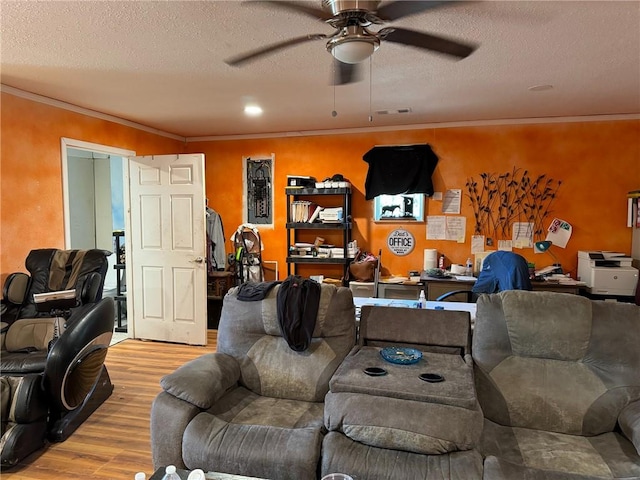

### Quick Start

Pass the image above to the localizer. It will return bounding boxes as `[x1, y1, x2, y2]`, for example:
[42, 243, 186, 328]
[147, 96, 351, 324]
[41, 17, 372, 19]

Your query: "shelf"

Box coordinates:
[287, 257, 352, 264]
[113, 230, 127, 333]
[286, 185, 352, 278]
[286, 222, 351, 229]
[285, 187, 351, 195]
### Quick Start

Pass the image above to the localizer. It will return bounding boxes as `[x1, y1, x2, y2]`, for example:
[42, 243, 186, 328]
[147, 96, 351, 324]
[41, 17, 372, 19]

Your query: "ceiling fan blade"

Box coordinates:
[225, 34, 328, 66]
[244, 0, 333, 21]
[379, 27, 476, 59]
[333, 60, 363, 85]
[375, 1, 457, 21]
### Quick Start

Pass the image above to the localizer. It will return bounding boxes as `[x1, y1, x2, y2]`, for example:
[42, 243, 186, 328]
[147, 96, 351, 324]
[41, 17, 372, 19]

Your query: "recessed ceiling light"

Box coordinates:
[528, 84, 554, 92]
[244, 105, 263, 116]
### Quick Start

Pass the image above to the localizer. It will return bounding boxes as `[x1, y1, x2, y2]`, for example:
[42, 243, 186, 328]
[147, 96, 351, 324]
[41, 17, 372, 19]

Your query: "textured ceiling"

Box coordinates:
[1, 1, 639, 138]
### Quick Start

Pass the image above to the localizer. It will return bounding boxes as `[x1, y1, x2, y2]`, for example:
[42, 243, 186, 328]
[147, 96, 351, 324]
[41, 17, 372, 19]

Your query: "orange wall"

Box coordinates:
[0, 92, 185, 281]
[190, 120, 639, 280]
[2, 92, 638, 285]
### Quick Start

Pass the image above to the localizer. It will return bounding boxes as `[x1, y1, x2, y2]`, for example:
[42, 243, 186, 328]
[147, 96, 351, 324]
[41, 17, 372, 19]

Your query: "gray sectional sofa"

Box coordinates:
[150, 286, 640, 479]
[474, 290, 640, 479]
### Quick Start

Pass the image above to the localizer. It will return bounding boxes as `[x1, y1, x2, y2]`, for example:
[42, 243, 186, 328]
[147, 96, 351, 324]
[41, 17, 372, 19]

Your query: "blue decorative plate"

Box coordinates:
[380, 347, 423, 365]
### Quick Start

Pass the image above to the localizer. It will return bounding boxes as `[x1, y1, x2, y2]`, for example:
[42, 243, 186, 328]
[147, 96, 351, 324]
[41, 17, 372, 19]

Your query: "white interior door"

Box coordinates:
[128, 154, 207, 345]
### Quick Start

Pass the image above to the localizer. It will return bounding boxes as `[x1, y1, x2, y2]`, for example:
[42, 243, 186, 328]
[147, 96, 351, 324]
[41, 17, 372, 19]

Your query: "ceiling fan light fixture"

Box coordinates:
[330, 39, 377, 64]
[327, 24, 380, 64]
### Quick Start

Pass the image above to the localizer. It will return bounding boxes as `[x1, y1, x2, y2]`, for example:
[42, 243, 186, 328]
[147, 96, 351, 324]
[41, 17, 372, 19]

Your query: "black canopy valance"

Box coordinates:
[363, 144, 439, 200]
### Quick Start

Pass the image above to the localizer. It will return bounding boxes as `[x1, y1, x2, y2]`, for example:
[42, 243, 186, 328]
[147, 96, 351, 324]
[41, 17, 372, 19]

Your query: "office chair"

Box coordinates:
[471, 251, 532, 294]
[435, 251, 532, 303]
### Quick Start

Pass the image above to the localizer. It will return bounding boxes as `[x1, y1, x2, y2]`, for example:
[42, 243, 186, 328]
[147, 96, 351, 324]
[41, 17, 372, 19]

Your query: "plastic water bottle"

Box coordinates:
[418, 290, 426, 309]
[162, 465, 181, 480]
[187, 470, 206, 480]
[465, 258, 473, 276]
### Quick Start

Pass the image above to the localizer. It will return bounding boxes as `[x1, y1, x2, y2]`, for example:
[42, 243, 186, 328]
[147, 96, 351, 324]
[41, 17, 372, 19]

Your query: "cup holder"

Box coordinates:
[419, 373, 444, 383]
[363, 367, 387, 376]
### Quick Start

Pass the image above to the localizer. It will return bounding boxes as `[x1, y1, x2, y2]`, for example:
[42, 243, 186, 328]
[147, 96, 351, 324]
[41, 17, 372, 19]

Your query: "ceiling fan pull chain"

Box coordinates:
[368, 56, 373, 123]
[332, 63, 338, 117]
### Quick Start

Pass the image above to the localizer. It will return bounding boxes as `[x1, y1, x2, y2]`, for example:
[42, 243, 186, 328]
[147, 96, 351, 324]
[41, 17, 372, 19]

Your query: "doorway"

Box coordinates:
[61, 138, 135, 337]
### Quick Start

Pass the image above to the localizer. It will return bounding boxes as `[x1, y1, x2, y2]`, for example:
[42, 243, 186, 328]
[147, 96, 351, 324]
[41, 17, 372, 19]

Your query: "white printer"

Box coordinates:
[577, 251, 638, 296]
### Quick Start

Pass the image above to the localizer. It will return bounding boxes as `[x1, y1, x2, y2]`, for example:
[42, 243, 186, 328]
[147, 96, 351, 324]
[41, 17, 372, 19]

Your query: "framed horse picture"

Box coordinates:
[373, 193, 425, 222]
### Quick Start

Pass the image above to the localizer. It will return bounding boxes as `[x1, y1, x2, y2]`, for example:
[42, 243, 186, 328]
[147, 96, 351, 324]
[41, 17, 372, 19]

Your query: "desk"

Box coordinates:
[420, 275, 583, 300]
[530, 280, 582, 295]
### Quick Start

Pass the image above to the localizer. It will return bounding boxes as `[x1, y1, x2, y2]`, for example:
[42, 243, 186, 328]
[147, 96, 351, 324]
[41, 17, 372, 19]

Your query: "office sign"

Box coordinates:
[387, 228, 415, 256]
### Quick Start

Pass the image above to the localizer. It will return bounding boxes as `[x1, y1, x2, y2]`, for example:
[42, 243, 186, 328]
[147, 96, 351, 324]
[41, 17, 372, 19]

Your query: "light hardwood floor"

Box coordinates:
[3, 331, 218, 480]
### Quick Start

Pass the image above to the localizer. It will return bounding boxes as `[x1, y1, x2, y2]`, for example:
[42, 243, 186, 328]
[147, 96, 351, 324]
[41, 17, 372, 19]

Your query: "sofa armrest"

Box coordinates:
[619, 400, 640, 455]
[160, 353, 240, 409]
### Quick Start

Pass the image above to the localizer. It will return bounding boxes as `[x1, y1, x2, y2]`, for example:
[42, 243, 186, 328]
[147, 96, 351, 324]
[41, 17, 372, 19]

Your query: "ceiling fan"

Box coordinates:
[225, 0, 478, 85]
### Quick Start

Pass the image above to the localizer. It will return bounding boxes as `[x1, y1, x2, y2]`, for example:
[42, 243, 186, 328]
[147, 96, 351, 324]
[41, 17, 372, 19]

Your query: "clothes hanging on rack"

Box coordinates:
[206, 207, 226, 271]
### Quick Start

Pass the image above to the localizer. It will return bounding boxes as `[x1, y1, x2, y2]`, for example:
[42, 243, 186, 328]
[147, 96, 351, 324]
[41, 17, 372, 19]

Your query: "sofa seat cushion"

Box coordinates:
[325, 391, 482, 455]
[179, 386, 326, 479]
[479, 419, 640, 479]
[483, 456, 613, 480]
[206, 385, 325, 428]
[183, 412, 323, 480]
[321, 431, 484, 480]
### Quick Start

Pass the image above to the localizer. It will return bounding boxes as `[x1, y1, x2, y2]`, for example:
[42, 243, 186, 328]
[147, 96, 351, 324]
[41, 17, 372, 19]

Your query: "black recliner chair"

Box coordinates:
[1, 297, 115, 469]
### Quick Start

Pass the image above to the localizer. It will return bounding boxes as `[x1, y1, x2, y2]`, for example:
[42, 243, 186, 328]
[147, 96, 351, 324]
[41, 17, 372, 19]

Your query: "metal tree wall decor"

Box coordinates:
[465, 168, 562, 240]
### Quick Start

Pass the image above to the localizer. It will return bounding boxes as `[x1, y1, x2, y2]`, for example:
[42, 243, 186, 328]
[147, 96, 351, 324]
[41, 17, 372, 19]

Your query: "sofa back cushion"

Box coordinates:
[359, 305, 471, 355]
[473, 291, 640, 436]
[217, 283, 356, 402]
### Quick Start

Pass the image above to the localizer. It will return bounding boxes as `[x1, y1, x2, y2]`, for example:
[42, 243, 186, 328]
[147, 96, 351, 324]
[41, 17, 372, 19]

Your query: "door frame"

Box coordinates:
[61, 137, 135, 335]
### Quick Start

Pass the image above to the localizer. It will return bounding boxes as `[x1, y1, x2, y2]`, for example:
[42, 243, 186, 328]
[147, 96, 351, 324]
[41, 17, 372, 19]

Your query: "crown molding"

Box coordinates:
[188, 113, 640, 142]
[1, 84, 185, 142]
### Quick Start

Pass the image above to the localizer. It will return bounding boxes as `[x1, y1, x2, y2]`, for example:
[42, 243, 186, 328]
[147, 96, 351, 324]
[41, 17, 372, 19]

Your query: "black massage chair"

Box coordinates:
[0, 249, 115, 469]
